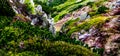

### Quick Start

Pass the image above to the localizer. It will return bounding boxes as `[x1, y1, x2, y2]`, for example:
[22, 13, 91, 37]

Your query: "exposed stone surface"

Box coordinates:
[71, 16, 120, 56]
[55, 6, 91, 31]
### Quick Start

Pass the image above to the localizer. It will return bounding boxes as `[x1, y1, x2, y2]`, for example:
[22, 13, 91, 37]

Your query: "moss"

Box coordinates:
[54, 10, 69, 22]
[53, 0, 90, 22]
[61, 18, 80, 32]
[5, 38, 98, 56]
[66, 15, 110, 35]
[53, 0, 77, 11]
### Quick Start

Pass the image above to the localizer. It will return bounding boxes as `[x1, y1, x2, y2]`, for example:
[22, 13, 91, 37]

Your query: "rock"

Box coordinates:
[104, 0, 120, 9]
[31, 18, 39, 25]
[35, 5, 43, 15]
[19, 0, 25, 4]
[79, 33, 91, 41]
[8, 0, 56, 35]
[79, 12, 88, 21]
[19, 41, 25, 49]
[31, 6, 56, 34]
[9, 0, 28, 15]
[104, 34, 120, 56]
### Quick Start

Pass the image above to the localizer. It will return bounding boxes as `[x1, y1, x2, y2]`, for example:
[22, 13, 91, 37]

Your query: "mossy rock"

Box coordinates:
[63, 15, 110, 35]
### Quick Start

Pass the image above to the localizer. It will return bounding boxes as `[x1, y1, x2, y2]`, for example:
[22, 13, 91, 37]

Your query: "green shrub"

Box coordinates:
[97, 6, 109, 14]
[88, 0, 108, 16]
[24, 0, 36, 15]
[0, 16, 12, 29]
[0, 16, 99, 56]
[65, 15, 110, 35]
[16, 51, 42, 56]
[53, 0, 91, 22]
[5, 38, 98, 56]
[0, 0, 15, 16]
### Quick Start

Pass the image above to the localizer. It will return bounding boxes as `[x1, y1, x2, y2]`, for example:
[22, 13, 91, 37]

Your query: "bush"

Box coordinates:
[65, 15, 110, 35]
[0, 16, 12, 29]
[0, 16, 99, 56]
[0, 0, 15, 16]
[24, 0, 36, 15]
[53, 0, 91, 22]
[4, 38, 98, 56]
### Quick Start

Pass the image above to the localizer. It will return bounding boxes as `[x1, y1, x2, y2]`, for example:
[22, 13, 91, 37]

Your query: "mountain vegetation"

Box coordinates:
[0, 0, 120, 56]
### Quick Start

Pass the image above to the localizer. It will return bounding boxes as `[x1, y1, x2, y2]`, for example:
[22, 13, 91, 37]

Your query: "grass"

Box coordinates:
[0, 16, 98, 56]
[53, 0, 91, 22]
[66, 15, 110, 35]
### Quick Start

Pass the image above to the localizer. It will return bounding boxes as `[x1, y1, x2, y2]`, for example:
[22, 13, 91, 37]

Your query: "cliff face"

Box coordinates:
[58, 0, 120, 56]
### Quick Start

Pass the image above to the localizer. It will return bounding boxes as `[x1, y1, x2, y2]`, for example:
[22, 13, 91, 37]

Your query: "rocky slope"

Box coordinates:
[0, 0, 120, 56]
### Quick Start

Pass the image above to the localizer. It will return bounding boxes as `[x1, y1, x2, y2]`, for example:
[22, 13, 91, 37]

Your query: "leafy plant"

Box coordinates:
[0, 0, 15, 16]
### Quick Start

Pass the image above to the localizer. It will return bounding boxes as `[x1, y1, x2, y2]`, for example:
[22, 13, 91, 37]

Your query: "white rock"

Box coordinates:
[12, 6, 19, 14]
[79, 12, 88, 21]
[36, 5, 43, 13]
[79, 33, 91, 39]
[19, 0, 25, 4]
[9, 0, 13, 3]
[31, 18, 39, 25]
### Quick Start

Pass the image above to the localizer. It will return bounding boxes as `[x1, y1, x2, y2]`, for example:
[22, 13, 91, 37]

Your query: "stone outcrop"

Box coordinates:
[8, 0, 56, 34]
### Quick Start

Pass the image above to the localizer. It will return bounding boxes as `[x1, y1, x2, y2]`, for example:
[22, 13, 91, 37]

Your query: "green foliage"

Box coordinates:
[32, 0, 101, 22]
[60, 18, 80, 34]
[0, 16, 99, 56]
[34, 0, 106, 22]
[15, 51, 42, 56]
[48, 0, 68, 7]
[0, 16, 53, 46]
[0, 49, 6, 56]
[3, 38, 98, 56]
[97, 6, 109, 14]
[53, 0, 91, 22]
[0, 0, 110, 55]
[92, 48, 104, 55]
[65, 15, 110, 35]
[34, 0, 55, 14]
[0, 16, 12, 29]
[34, 0, 48, 4]
[0, 0, 15, 16]
[34, 0, 67, 14]
[24, 0, 36, 15]
[88, 0, 108, 16]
